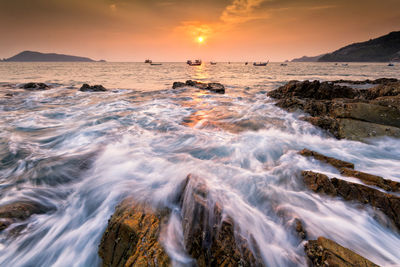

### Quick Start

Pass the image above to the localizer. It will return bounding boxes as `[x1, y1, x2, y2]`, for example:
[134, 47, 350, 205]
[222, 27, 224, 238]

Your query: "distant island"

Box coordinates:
[3, 51, 99, 62]
[292, 31, 400, 62]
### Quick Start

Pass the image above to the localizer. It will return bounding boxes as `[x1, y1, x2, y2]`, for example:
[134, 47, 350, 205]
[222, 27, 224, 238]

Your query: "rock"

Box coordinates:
[79, 83, 107, 92]
[99, 174, 264, 266]
[268, 79, 400, 140]
[21, 82, 49, 90]
[294, 218, 307, 240]
[5, 93, 13, 97]
[340, 168, 400, 192]
[302, 171, 400, 231]
[172, 80, 225, 94]
[181, 174, 263, 266]
[98, 198, 170, 267]
[299, 149, 354, 169]
[0, 201, 53, 231]
[304, 236, 379, 267]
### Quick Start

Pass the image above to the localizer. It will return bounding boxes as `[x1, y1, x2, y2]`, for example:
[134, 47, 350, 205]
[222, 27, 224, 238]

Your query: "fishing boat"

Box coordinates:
[245, 62, 248, 65]
[144, 59, 152, 63]
[253, 60, 269, 66]
[210, 62, 217, 65]
[280, 63, 288, 66]
[187, 59, 202, 66]
[388, 63, 395, 66]
[150, 63, 162, 66]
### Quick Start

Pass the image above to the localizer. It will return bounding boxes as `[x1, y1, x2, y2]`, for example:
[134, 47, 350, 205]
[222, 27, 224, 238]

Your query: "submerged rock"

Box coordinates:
[99, 174, 264, 266]
[302, 171, 400, 231]
[79, 83, 107, 92]
[268, 79, 400, 140]
[172, 80, 225, 94]
[304, 236, 379, 267]
[0, 201, 53, 231]
[21, 82, 49, 90]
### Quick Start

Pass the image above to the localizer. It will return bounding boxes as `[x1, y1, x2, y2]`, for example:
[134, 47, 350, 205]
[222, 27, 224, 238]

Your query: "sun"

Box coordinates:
[197, 36, 204, 43]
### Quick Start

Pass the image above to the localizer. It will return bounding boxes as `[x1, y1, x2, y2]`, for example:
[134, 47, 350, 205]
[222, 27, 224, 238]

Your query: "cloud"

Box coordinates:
[220, 0, 267, 24]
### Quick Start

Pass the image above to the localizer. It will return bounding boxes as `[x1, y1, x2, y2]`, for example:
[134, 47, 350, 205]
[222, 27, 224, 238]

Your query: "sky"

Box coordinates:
[0, 0, 399, 61]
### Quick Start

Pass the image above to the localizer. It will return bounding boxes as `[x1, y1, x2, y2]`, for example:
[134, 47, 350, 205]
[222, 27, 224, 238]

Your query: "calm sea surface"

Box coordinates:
[0, 62, 400, 266]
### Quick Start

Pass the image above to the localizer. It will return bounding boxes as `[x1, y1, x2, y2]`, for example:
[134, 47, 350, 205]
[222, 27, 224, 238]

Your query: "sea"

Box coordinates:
[0, 62, 400, 266]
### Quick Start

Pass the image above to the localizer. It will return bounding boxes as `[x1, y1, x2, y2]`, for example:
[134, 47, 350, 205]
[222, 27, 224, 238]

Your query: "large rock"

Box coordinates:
[98, 199, 170, 267]
[172, 80, 225, 94]
[79, 83, 107, 92]
[99, 174, 264, 266]
[302, 171, 400, 230]
[304, 237, 379, 267]
[268, 79, 400, 140]
[0, 200, 53, 231]
[299, 149, 354, 169]
[181, 174, 262, 266]
[21, 82, 50, 90]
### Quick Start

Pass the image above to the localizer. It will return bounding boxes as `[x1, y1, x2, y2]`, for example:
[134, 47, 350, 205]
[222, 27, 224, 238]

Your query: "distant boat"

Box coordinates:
[245, 62, 248, 65]
[280, 63, 288, 66]
[253, 61, 269, 66]
[210, 62, 217, 65]
[342, 63, 348, 66]
[388, 63, 395, 66]
[187, 59, 202, 66]
[150, 63, 162, 66]
[145, 59, 152, 63]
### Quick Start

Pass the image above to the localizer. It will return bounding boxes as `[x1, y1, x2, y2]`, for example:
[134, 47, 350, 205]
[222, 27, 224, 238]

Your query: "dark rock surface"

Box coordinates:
[299, 148, 354, 169]
[0, 201, 53, 231]
[172, 80, 225, 94]
[304, 237, 379, 267]
[268, 79, 400, 140]
[21, 82, 50, 91]
[98, 199, 170, 267]
[302, 171, 400, 231]
[99, 174, 263, 266]
[79, 83, 107, 92]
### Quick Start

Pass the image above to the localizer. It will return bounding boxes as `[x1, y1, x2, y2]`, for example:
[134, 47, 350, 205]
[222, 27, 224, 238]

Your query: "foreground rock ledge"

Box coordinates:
[99, 174, 262, 266]
[172, 80, 225, 94]
[268, 79, 400, 140]
[305, 237, 379, 267]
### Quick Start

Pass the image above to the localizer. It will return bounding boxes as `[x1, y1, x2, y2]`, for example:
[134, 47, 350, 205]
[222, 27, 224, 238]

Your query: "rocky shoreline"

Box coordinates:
[267, 78, 400, 140]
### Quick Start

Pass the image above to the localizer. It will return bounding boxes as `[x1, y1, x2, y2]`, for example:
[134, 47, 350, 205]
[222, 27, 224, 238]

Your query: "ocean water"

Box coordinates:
[0, 62, 400, 266]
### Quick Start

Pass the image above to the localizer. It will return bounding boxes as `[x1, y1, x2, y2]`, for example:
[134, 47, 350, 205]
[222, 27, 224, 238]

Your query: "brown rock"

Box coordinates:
[294, 218, 307, 240]
[302, 171, 400, 230]
[0, 201, 53, 231]
[304, 236, 379, 267]
[181, 174, 263, 266]
[21, 82, 49, 90]
[172, 80, 225, 94]
[340, 168, 400, 192]
[98, 198, 170, 267]
[299, 149, 354, 169]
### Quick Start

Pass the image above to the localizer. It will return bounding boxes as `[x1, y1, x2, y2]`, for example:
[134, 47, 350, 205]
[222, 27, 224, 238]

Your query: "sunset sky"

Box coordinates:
[1, 0, 399, 61]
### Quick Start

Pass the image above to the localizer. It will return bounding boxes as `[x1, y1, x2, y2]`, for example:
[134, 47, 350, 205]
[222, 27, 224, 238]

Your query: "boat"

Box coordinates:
[144, 59, 152, 64]
[187, 59, 202, 66]
[210, 62, 217, 65]
[388, 63, 395, 66]
[245, 62, 248, 65]
[280, 63, 288, 66]
[342, 63, 348, 66]
[253, 60, 269, 66]
[150, 63, 162, 66]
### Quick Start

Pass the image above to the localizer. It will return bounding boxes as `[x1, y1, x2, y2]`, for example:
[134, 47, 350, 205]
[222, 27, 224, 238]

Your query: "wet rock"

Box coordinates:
[181, 174, 263, 266]
[0, 201, 53, 231]
[99, 174, 264, 266]
[304, 236, 379, 267]
[302, 171, 400, 230]
[172, 80, 225, 94]
[299, 149, 354, 169]
[294, 218, 307, 240]
[98, 198, 170, 267]
[21, 82, 49, 90]
[79, 83, 107, 92]
[268, 79, 400, 140]
[340, 168, 400, 192]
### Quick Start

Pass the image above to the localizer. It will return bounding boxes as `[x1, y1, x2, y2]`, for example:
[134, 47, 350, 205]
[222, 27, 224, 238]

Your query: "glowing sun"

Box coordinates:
[197, 36, 204, 43]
